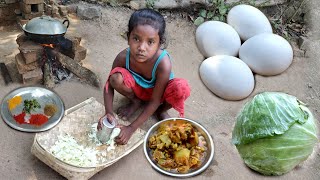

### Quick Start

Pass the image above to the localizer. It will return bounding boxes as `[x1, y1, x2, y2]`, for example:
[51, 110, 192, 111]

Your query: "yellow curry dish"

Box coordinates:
[148, 121, 207, 173]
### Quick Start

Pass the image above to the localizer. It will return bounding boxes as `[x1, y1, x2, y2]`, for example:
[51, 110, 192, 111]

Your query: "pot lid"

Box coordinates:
[22, 16, 69, 35]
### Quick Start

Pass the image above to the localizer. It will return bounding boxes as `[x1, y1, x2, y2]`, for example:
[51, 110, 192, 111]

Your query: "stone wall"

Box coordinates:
[0, 0, 19, 25]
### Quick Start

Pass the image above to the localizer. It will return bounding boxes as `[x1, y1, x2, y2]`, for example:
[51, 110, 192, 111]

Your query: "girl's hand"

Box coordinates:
[115, 125, 135, 145]
[97, 113, 116, 130]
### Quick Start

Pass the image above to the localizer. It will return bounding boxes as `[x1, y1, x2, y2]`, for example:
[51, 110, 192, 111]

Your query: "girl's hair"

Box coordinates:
[127, 8, 166, 45]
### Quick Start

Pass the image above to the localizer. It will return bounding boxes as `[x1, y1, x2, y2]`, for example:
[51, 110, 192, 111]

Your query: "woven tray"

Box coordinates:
[31, 97, 146, 180]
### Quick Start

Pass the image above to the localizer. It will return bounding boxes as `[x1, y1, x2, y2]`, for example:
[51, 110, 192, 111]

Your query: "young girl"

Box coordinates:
[98, 9, 190, 145]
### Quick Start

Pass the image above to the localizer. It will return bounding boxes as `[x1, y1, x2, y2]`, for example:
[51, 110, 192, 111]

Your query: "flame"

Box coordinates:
[41, 44, 54, 48]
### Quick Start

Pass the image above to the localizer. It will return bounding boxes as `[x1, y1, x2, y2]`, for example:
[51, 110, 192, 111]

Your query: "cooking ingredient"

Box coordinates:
[106, 128, 121, 152]
[50, 134, 97, 167]
[239, 33, 293, 76]
[195, 21, 241, 57]
[29, 114, 49, 126]
[199, 55, 254, 100]
[13, 112, 48, 126]
[232, 92, 318, 175]
[174, 148, 190, 165]
[8, 95, 22, 111]
[148, 122, 205, 173]
[23, 99, 41, 114]
[88, 123, 121, 152]
[44, 104, 57, 116]
[13, 112, 26, 124]
[227, 4, 272, 41]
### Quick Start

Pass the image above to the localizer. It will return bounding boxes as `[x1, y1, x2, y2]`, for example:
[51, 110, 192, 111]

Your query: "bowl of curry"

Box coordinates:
[143, 118, 214, 178]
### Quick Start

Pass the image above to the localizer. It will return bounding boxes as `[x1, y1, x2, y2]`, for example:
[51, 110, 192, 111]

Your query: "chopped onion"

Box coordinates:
[50, 134, 98, 167]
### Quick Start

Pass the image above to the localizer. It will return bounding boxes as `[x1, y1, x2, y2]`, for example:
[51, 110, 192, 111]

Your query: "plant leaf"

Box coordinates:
[219, 15, 225, 22]
[232, 92, 310, 145]
[194, 17, 205, 26]
[199, 9, 207, 18]
[212, 16, 220, 21]
[207, 11, 214, 19]
[219, 6, 227, 15]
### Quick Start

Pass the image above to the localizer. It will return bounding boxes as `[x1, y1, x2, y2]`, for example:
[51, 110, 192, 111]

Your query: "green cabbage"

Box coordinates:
[232, 92, 318, 175]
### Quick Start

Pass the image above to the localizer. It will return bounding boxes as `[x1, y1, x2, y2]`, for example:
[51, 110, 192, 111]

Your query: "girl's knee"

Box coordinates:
[165, 78, 191, 99]
[109, 73, 123, 88]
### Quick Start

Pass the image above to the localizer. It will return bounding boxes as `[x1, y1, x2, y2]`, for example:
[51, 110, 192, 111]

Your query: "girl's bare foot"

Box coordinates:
[117, 99, 141, 120]
[156, 111, 171, 120]
[155, 101, 172, 120]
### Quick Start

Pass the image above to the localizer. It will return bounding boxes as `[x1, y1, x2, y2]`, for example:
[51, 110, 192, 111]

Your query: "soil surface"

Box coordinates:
[0, 2, 319, 180]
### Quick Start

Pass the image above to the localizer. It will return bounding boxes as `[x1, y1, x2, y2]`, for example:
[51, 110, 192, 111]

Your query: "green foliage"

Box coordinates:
[146, 0, 157, 9]
[269, 0, 307, 41]
[193, 0, 257, 26]
[194, 17, 205, 26]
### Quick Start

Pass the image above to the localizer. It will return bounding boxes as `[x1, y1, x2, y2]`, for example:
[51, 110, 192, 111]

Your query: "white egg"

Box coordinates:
[227, 4, 273, 41]
[196, 21, 241, 58]
[239, 33, 293, 76]
[199, 55, 255, 101]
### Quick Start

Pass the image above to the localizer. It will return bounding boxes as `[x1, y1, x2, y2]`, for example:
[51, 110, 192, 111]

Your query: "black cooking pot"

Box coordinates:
[22, 16, 70, 44]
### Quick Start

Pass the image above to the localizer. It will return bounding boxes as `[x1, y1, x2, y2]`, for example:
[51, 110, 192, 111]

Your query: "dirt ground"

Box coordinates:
[0, 2, 319, 180]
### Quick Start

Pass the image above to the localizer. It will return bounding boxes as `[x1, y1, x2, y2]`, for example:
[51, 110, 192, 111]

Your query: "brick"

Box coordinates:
[20, 2, 31, 14]
[73, 46, 87, 62]
[16, 33, 29, 46]
[22, 68, 43, 84]
[65, 35, 81, 51]
[0, 3, 18, 21]
[4, 58, 22, 83]
[22, 11, 43, 20]
[19, 41, 43, 64]
[19, 2, 43, 14]
[22, 0, 44, 5]
[15, 53, 40, 74]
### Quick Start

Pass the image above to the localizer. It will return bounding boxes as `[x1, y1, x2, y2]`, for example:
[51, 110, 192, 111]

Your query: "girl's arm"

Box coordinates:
[104, 49, 127, 114]
[99, 50, 127, 129]
[116, 55, 172, 144]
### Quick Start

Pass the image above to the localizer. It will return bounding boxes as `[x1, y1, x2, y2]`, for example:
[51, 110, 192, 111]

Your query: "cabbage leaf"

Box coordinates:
[232, 92, 309, 145]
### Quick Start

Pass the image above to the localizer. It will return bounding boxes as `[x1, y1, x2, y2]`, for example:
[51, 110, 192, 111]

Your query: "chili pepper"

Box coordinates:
[29, 114, 49, 126]
[13, 112, 26, 124]
[13, 112, 48, 126]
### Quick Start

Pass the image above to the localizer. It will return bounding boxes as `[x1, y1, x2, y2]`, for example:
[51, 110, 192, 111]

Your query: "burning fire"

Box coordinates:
[41, 44, 55, 48]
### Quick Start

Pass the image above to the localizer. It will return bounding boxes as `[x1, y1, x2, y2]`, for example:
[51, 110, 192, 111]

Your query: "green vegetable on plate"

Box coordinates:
[23, 99, 41, 114]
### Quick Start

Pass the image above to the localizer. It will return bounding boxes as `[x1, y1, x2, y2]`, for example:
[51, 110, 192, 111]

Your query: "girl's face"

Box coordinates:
[128, 24, 161, 63]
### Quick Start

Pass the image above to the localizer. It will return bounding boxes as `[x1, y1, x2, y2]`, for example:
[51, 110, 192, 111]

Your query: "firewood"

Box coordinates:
[53, 50, 100, 88]
[43, 60, 55, 89]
